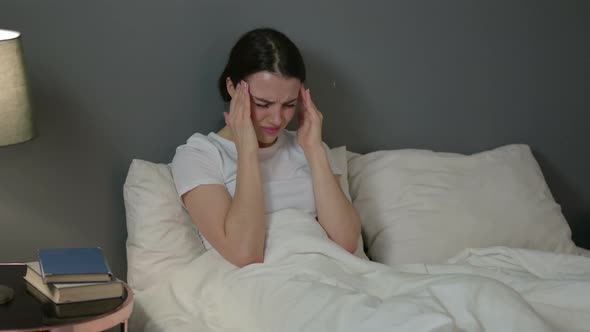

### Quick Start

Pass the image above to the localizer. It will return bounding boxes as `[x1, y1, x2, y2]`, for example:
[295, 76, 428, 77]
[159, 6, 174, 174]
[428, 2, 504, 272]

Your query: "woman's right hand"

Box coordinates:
[224, 81, 259, 153]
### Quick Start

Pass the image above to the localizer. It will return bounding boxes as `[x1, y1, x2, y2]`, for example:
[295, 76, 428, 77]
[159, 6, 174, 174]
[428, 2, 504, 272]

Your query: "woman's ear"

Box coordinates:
[226, 77, 236, 99]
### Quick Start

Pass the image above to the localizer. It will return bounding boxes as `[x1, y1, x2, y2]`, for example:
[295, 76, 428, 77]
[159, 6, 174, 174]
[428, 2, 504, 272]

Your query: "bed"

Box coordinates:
[123, 144, 590, 332]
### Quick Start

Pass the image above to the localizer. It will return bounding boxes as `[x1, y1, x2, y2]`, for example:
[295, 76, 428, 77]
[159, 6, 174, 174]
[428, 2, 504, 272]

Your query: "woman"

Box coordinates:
[171, 28, 361, 267]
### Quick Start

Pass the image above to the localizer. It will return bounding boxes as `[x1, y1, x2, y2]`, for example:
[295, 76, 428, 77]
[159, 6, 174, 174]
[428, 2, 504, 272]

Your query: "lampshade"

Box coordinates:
[0, 29, 35, 146]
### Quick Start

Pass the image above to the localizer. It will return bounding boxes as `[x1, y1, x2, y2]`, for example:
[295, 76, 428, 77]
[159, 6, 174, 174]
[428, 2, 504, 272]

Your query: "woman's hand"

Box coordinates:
[296, 86, 324, 153]
[224, 81, 259, 153]
[297, 86, 362, 254]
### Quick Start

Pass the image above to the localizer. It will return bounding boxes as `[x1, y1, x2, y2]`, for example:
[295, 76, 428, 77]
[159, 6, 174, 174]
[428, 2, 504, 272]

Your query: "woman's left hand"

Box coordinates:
[296, 86, 324, 153]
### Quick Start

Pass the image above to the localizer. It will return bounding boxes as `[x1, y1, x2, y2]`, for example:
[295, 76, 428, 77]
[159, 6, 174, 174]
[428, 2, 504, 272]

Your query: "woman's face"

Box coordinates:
[229, 71, 301, 148]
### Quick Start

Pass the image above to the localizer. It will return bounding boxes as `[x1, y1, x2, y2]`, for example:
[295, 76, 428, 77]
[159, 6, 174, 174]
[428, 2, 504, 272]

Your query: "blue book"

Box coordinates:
[38, 247, 112, 283]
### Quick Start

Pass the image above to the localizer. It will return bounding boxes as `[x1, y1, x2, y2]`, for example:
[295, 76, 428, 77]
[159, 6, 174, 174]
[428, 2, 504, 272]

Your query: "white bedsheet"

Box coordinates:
[130, 209, 590, 332]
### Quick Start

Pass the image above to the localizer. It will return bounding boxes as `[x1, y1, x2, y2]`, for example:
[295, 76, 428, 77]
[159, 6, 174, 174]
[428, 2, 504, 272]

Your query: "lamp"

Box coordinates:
[0, 29, 35, 146]
[0, 28, 35, 304]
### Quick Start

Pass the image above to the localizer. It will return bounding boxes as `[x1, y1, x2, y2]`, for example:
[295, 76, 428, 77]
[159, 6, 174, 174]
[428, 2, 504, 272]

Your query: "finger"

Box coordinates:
[236, 81, 248, 118]
[229, 81, 241, 115]
[297, 108, 304, 126]
[301, 114, 312, 132]
[242, 81, 249, 102]
[237, 81, 245, 106]
[301, 89, 313, 112]
[241, 81, 251, 119]
[302, 88, 313, 113]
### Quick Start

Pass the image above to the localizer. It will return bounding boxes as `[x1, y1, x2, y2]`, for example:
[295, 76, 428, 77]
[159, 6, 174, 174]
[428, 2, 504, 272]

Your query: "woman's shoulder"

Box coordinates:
[183, 132, 213, 145]
[178, 131, 231, 149]
[173, 132, 225, 157]
[172, 132, 227, 171]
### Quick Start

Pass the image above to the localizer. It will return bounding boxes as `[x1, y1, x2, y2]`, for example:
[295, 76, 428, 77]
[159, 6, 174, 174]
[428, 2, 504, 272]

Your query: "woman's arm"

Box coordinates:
[306, 147, 361, 253]
[183, 81, 266, 267]
[182, 150, 265, 267]
[297, 86, 361, 253]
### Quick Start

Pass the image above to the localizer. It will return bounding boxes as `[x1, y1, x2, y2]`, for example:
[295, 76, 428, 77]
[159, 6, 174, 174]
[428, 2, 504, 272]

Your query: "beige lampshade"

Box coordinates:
[0, 29, 35, 146]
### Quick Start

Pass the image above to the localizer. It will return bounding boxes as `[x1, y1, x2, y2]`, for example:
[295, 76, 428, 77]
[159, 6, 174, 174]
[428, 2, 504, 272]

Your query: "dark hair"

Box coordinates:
[218, 28, 306, 102]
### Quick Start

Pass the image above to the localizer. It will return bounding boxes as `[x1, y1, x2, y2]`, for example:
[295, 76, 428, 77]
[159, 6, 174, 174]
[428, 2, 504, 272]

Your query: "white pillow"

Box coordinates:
[124, 160, 206, 292]
[347, 144, 578, 265]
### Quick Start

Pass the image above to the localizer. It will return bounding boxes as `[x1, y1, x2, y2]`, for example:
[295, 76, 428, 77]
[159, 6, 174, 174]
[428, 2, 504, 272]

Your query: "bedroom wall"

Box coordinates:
[1, 0, 588, 280]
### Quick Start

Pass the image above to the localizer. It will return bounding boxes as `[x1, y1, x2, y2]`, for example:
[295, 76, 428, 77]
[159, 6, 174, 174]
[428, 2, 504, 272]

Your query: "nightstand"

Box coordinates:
[0, 263, 134, 332]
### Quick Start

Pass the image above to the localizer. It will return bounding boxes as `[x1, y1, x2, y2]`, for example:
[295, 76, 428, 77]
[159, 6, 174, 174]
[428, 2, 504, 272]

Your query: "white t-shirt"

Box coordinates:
[171, 130, 342, 250]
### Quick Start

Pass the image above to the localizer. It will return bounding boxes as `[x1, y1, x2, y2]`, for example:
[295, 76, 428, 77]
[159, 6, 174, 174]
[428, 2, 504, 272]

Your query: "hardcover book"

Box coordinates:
[23, 261, 123, 304]
[25, 282, 122, 320]
[38, 247, 112, 283]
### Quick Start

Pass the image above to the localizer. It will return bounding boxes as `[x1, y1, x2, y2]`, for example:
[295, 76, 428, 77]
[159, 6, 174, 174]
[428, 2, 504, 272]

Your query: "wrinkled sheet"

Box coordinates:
[130, 209, 590, 332]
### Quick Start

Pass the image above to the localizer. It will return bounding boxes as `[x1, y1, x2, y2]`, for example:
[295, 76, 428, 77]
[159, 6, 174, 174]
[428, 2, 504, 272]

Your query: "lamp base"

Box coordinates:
[0, 284, 14, 304]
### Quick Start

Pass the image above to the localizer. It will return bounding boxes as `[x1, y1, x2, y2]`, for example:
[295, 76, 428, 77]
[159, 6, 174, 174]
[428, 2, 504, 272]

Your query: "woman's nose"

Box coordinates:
[269, 107, 282, 125]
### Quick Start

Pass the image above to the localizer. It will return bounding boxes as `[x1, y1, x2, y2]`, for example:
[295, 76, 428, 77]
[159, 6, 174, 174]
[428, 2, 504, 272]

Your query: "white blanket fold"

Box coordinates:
[131, 209, 590, 332]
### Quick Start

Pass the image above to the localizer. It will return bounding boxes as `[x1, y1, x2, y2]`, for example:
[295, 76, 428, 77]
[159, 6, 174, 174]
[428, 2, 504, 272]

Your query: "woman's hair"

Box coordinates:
[218, 28, 306, 102]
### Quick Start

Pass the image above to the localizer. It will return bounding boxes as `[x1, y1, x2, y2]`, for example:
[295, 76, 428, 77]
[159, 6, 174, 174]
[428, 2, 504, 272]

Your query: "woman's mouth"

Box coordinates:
[261, 127, 280, 136]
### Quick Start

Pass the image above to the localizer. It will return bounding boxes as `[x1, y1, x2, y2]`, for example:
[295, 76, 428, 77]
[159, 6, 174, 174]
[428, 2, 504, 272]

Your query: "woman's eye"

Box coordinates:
[285, 104, 296, 108]
[256, 103, 269, 108]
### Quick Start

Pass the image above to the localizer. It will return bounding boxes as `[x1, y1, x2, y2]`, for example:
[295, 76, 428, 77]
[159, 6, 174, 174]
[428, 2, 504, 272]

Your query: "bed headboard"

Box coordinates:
[0, 1, 588, 281]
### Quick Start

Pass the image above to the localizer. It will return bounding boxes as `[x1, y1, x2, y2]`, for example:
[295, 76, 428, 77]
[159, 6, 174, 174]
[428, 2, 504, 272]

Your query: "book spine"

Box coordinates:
[24, 275, 60, 303]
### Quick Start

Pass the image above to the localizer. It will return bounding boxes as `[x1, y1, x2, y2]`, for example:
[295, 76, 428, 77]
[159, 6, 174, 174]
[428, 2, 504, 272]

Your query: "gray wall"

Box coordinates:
[1, 0, 588, 281]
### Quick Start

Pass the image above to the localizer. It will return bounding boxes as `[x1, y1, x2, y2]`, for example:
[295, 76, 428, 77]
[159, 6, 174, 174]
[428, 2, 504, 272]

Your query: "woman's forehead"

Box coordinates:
[246, 71, 301, 102]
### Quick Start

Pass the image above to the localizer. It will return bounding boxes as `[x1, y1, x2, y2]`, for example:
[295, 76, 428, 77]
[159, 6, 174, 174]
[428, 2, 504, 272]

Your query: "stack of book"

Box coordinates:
[23, 247, 124, 311]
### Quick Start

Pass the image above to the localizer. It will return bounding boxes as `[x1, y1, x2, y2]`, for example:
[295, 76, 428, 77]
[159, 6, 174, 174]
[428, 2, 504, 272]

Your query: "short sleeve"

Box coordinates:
[170, 134, 224, 198]
[322, 142, 344, 176]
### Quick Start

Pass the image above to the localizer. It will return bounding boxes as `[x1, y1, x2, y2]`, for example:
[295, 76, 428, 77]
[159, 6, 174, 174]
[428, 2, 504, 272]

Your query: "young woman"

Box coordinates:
[171, 28, 361, 267]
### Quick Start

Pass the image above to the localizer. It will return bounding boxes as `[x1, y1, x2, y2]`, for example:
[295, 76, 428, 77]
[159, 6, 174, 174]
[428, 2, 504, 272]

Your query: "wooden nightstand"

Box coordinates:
[0, 263, 134, 332]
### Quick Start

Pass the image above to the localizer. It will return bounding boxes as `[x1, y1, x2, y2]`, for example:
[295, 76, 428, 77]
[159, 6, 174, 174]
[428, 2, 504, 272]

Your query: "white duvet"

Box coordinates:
[131, 209, 590, 332]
